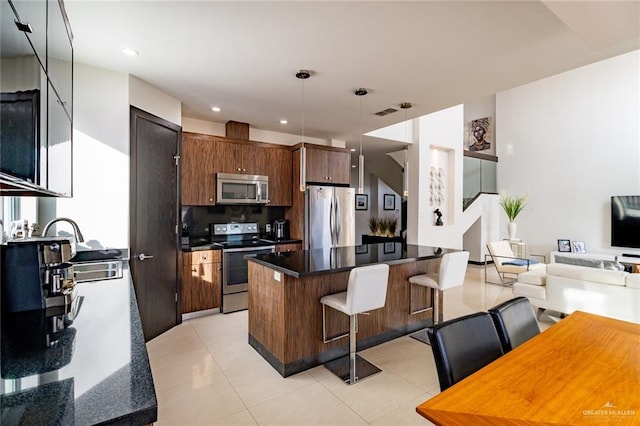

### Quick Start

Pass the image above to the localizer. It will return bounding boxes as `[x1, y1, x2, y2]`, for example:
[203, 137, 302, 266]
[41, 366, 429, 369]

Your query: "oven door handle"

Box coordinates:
[222, 245, 276, 253]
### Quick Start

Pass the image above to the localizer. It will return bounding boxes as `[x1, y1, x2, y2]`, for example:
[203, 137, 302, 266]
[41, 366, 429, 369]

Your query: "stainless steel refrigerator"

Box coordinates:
[305, 185, 355, 249]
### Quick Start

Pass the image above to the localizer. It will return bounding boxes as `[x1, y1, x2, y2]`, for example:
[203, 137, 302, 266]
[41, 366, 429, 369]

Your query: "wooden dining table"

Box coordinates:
[416, 311, 640, 425]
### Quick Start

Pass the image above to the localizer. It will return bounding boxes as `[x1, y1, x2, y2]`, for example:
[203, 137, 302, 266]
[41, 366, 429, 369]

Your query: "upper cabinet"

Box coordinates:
[181, 133, 217, 206]
[304, 145, 351, 185]
[180, 134, 292, 207]
[0, 0, 73, 196]
[216, 139, 266, 175]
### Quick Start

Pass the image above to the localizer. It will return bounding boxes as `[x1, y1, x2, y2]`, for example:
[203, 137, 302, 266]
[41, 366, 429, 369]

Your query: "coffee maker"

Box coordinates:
[271, 219, 290, 240]
[1, 238, 76, 313]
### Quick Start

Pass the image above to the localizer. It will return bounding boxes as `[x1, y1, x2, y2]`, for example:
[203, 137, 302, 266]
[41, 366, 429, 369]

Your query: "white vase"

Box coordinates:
[508, 221, 517, 240]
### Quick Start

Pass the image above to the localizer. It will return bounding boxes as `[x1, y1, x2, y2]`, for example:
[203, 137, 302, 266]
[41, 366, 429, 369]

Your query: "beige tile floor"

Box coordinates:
[146, 265, 557, 425]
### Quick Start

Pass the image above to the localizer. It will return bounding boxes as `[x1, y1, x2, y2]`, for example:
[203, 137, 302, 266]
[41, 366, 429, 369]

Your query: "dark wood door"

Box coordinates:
[130, 106, 181, 341]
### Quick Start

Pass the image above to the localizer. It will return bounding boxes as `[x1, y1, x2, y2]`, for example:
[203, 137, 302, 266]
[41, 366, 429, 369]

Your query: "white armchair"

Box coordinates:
[485, 241, 546, 286]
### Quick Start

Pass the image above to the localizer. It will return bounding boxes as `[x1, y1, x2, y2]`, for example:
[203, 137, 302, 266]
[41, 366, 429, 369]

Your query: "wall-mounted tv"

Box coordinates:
[611, 196, 640, 249]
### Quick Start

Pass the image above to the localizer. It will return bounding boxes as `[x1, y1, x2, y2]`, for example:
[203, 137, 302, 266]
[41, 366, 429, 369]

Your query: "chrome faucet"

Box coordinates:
[42, 217, 85, 243]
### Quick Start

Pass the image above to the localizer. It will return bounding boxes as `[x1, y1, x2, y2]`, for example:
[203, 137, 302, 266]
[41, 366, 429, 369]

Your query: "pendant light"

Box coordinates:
[400, 102, 412, 198]
[355, 88, 368, 194]
[296, 69, 311, 192]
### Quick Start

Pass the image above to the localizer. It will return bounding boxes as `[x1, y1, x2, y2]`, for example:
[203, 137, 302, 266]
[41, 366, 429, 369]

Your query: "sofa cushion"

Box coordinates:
[546, 263, 628, 286]
[517, 269, 546, 286]
[627, 274, 640, 289]
[513, 282, 546, 300]
[554, 255, 603, 269]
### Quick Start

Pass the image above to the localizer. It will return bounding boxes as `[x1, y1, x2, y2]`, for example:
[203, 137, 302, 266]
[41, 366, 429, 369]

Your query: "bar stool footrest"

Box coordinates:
[324, 354, 381, 384]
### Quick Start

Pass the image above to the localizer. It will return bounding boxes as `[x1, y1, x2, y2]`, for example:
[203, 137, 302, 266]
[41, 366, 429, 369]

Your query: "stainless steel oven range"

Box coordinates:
[211, 222, 275, 313]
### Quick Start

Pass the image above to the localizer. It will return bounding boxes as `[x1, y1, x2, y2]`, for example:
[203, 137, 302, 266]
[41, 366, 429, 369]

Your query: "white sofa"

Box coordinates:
[513, 263, 640, 324]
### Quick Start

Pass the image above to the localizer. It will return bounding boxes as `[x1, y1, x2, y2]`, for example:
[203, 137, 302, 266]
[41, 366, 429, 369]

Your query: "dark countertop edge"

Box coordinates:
[1, 263, 158, 425]
[247, 252, 443, 278]
[124, 269, 158, 425]
[182, 240, 302, 252]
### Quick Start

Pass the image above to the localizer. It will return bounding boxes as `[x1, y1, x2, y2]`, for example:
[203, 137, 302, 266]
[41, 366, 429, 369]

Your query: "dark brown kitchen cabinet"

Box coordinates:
[275, 243, 301, 253]
[182, 250, 221, 313]
[216, 138, 265, 175]
[264, 146, 292, 206]
[305, 145, 351, 185]
[181, 133, 217, 205]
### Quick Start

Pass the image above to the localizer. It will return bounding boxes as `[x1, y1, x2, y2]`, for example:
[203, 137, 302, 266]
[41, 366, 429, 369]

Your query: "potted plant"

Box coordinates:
[368, 216, 379, 235]
[387, 217, 398, 237]
[499, 190, 528, 240]
[378, 217, 390, 237]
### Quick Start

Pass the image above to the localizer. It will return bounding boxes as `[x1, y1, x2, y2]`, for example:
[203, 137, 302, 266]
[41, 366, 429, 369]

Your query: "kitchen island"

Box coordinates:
[247, 243, 452, 377]
[1, 264, 157, 425]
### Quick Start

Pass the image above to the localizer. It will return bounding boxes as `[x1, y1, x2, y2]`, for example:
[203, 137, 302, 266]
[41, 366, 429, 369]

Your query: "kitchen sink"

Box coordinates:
[70, 248, 125, 263]
[74, 260, 123, 283]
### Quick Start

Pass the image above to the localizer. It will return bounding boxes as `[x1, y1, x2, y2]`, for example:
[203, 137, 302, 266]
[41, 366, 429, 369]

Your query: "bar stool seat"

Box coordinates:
[408, 251, 469, 343]
[321, 263, 389, 384]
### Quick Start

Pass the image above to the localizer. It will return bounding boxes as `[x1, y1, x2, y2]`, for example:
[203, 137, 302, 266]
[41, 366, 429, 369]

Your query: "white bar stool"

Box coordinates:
[320, 263, 390, 384]
[408, 251, 469, 342]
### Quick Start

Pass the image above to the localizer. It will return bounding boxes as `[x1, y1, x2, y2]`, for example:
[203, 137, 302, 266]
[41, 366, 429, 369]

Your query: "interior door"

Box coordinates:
[130, 106, 181, 341]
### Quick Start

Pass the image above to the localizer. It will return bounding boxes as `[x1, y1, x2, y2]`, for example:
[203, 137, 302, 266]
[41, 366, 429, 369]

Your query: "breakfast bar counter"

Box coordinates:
[247, 243, 451, 376]
[1, 264, 157, 425]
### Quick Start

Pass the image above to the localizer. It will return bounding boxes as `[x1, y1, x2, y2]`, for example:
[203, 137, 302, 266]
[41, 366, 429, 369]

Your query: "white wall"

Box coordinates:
[181, 117, 330, 146]
[41, 63, 130, 248]
[496, 50, 640, 258]
[40, 65, 183, 249]
[410, 104, 466, 249]
[129, 75, 182, 125]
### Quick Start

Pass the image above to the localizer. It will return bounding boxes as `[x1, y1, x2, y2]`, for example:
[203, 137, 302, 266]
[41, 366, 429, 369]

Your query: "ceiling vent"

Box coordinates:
[375, 108, 398, 117]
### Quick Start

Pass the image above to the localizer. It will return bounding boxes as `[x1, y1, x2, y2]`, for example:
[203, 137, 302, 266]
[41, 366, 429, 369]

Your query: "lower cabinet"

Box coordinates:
[182, 250, 221, 313]
[275, 243, 301, 253]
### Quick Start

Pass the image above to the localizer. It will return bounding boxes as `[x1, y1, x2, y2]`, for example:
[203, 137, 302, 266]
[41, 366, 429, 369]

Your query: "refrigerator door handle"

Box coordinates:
[335, 193, 341, 243]
[329, 197, 335, 246]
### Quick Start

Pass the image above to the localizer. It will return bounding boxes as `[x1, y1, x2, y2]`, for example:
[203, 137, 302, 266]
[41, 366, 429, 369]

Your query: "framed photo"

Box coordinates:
[355, 194, 368, 211]
[355, 244, 368, 254]
[557, 239, 572, 252]
[572, 241, 586, 254]
[384, 242, 396, 254]
[383, 194, 395, 211]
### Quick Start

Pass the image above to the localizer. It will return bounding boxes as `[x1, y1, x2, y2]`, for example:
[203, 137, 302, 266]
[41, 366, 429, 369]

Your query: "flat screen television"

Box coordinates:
[611, 195, 640, 249]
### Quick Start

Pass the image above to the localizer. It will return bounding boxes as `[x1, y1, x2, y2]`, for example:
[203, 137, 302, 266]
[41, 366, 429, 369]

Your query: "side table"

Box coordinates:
[504, 239, 526, 259]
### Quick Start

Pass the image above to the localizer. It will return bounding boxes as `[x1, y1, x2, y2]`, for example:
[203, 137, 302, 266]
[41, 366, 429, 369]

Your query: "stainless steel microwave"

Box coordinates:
[216, 173, 269, 204]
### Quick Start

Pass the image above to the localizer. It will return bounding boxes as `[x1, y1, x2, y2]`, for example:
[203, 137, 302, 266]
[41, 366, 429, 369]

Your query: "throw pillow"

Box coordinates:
[555, 255, 603, 269]
[502, 259, 540, 266]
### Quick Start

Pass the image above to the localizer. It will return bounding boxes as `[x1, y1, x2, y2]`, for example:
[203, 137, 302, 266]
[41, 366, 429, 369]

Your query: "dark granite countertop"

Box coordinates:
[182, 238, 302, 252]
[247, 243, 453, 278]
[1, 263, 157, 425]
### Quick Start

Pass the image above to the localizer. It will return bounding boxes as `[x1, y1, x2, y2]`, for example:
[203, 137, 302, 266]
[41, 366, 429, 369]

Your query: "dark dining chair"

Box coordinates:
[488, 296, 541, 353]
[426, 312, 504, 391]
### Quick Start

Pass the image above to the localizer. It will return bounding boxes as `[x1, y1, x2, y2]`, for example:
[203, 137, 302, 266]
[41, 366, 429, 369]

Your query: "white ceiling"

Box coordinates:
[64, 1, 640, 155]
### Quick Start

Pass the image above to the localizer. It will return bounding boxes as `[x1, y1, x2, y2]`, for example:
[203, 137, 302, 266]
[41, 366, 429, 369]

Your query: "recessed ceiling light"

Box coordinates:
[352, 164, 356, 168]
[280, 119, 288, 125]
[122, 48, 139, 57]
[350, 148, 356, 152]
[211, 106, 221, 112]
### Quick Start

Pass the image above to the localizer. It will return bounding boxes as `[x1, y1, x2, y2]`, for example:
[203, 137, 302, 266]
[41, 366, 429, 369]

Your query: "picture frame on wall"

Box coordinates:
[355, 194, 368, 211]
[572, 241, 586, 254]
[557, 239, 572, 252]
[383, 194, 395, 210]
[355, 244, 368, 254]
[384, 242, 396, 254]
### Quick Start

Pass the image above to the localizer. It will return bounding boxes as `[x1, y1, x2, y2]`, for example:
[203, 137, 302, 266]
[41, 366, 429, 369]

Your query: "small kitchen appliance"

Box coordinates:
[216, 173, 269, 205]
[271, 219, 290, 240]
[1, 238, 76, 312]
